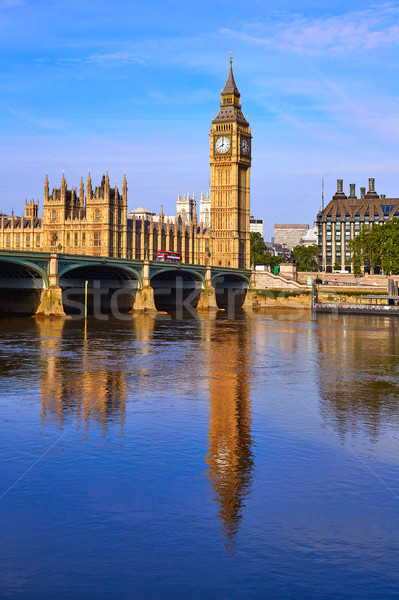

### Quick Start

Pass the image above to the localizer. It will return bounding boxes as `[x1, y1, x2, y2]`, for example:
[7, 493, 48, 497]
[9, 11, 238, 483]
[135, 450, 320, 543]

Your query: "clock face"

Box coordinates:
[241, 137, 249, 155]
[215, 136, 230, 154]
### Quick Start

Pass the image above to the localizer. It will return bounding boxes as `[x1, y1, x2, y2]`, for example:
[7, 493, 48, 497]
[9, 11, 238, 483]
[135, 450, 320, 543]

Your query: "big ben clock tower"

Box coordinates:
[210, 56, 251, 269]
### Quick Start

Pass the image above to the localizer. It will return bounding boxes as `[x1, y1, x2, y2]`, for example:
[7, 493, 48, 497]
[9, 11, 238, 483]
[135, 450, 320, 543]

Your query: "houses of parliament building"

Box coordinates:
[0, 59, 252, 270]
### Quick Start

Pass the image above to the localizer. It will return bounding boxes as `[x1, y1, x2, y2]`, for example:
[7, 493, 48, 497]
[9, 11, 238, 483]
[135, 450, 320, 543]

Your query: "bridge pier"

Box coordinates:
[36, 286, 66, 317]
[132, 286, 156, 312]
[242, 289, 257, 311]
[197, 287, 218, 310]
[197, 264, 218, 311]
[131, 259, 156, 312]
[35, 254, 66, 316]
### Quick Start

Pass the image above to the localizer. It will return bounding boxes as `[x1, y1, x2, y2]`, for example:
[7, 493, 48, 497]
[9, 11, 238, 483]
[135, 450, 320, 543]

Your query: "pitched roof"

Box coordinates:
[222, 58, 240, 96]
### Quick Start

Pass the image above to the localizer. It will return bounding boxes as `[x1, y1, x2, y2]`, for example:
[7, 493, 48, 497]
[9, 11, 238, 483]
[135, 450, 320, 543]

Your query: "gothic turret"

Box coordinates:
[79, 176, 84, 208]
[87, 171, 92, 201]
[44, 173, 49, 203]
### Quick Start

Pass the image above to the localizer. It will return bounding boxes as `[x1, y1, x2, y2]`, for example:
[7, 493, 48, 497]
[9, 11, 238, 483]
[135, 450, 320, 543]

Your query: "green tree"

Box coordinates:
[250, 232, 284, 269]
[250, 231, 267, 264]
[292, 244, 318, 271]
[348, 219, 399, 275]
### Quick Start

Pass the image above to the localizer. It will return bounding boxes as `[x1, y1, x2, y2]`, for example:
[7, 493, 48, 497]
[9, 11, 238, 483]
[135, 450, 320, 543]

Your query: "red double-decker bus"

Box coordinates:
[156, 250, 182, 262]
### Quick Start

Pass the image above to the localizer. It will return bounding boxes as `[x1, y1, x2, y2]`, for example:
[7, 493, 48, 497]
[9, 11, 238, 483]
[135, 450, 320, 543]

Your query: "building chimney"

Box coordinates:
[360, 187, 366, 199]
[337, 179, 343, 194]
[349, 183, 356, 198]
[369, 178, 375, 193]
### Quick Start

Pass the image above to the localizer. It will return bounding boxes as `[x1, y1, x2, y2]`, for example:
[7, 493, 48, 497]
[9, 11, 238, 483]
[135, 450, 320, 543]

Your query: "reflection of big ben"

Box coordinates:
[206, 317, 253, 542]
[210, 56, 251, 269]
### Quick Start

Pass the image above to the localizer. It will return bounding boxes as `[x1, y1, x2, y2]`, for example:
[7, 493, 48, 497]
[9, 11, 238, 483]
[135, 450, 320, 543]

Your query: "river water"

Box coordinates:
[0, 310, 399, 599]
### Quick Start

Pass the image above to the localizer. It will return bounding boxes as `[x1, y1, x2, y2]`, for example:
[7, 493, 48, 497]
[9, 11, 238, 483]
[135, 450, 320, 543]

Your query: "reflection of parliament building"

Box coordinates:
[38, 319, 127, 430]
[0, 59, 251, 270]
[38, 313, 255, 541]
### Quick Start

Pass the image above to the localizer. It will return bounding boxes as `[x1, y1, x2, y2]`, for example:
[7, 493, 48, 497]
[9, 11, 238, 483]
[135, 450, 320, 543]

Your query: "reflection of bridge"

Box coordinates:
[0, 250, 251, 315]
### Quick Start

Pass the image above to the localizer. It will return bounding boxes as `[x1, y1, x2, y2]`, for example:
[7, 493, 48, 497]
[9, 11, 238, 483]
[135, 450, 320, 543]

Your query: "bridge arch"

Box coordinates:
[0, 257, 49, 315]
[211, 271, 251, 288]
[58, 262, 142, 316]
[0, 257, 49, 288]
[150, 266, 206, 287]
[58, 261, 143, 287]
[211, 271, 250, 309]
[150, 267, 205, 312]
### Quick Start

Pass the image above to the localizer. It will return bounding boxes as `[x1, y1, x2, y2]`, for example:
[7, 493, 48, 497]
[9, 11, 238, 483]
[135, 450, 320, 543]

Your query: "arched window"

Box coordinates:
[51, 210, 57, 221]
[94, 209, 101, 221]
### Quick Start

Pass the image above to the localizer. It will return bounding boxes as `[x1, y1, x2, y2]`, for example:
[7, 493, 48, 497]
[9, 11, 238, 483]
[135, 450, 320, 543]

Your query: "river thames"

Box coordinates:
[0, 310, 399, 599]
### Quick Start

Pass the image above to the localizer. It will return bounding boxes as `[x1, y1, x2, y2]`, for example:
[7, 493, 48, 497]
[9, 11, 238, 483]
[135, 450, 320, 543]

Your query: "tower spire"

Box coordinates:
[212, 57, 247, 125]
[222, 54, 240, 96]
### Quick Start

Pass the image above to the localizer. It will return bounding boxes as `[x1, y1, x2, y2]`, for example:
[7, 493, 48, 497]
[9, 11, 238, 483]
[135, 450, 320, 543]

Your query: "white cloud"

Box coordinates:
[222, 3, 399, 55]
[85, 51, 146, 67]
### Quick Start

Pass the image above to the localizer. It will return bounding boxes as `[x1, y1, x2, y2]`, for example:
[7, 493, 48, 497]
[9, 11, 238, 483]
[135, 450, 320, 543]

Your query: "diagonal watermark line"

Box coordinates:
[0, 424, 73, 501]
[0, 98, 79, 181]
[276, 374, 399, 502]
[267, 97, 399, 238]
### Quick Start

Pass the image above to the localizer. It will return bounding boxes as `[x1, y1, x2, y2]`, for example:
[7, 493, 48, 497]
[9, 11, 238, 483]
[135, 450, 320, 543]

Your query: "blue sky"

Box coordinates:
[1, 0, 399, 238]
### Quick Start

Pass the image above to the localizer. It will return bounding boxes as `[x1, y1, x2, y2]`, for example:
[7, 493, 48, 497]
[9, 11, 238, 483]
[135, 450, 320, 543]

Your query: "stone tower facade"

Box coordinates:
[210, 57, 251, 269]
[41, 171, 128, 256]
[176, 191, 195, 224]
[199, 190, 211, 227]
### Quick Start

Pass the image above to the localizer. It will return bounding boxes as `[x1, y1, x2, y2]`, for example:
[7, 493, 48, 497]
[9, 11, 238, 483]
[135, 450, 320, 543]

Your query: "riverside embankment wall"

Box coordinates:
[250, 267, 390, 309]
[247, 287, 389, 310]
[296, 271, 398, 288]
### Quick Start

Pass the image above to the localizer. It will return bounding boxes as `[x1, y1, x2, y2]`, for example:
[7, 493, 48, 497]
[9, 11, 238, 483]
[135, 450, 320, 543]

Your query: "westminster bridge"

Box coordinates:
[0, 250, 252, 315]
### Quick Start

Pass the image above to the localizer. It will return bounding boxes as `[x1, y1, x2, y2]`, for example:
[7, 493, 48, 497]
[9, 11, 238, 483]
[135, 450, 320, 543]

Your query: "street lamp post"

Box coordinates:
[51, 233, 58, 253]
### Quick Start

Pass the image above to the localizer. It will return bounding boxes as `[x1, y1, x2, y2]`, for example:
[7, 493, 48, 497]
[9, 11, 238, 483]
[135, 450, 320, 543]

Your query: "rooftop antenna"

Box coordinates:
[322, 178, 325, 211]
